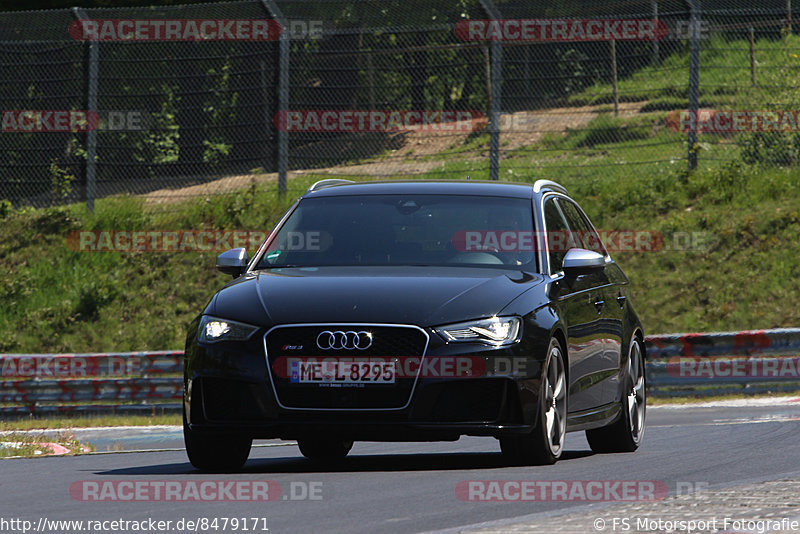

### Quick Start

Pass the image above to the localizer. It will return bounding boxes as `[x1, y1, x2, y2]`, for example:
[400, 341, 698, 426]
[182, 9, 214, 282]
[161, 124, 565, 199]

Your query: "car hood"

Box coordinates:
[209, 266, 544, 327]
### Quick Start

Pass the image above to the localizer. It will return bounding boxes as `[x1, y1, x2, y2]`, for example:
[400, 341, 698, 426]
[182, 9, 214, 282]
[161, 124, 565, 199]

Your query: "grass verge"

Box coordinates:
[0, 431, 91, 458]
[0, 414, 181, 431]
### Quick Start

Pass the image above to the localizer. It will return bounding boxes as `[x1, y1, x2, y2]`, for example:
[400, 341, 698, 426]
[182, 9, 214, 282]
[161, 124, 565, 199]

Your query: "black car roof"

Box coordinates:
[302, 180, 540, 199]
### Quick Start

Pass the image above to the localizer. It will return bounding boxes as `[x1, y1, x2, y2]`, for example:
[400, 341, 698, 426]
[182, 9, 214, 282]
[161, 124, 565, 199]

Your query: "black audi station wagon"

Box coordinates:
[184, 180, 646, 471]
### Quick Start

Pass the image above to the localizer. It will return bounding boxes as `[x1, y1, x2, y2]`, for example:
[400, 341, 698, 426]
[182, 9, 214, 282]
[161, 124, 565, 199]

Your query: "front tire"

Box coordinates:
[501, 337, 567, 465]
[183, 413, 252, 472]
[586, 335, 646, 453]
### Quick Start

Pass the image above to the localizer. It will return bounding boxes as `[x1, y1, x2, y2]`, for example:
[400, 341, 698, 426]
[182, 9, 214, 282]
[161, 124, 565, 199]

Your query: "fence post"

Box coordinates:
[480, 0, 502, 181]
[72, 8, 98, 212]
[489, 36, 502, 182]
[687, 0, 701, 172]
[524, 45, 532, 95]
[652, 0, 660, 65]
[749, 26, 756, 87]
[367, 52, 375, 109]
[483, 46, 491, 113]
[610, 39, 619, 116]
[789, 0, 794, 34]
[260, 60, 272, 171]
[261, 0, 289, 197]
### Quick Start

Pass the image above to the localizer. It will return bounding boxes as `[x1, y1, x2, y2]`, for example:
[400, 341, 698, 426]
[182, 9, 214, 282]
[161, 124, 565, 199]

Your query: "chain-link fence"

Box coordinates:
[1, 1, 279, 208]
[0, 0, 797, 208]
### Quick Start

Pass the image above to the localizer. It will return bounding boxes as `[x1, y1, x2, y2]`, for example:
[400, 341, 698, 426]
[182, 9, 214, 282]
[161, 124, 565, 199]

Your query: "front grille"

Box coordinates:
[265, 324, 429, 410]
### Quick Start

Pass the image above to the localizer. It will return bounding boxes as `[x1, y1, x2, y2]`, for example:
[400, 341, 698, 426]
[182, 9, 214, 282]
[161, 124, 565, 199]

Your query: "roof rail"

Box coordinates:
[533, 180, 568, 195]
[307, 179, 354, 193]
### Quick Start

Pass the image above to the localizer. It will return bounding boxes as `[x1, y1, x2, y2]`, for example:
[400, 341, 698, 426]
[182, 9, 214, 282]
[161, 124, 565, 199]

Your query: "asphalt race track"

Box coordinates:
[3, 401, 800, 534]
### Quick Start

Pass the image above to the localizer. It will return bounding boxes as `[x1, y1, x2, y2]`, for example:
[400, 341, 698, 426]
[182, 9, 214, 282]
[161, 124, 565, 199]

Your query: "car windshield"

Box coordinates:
[256, 194, 537, 269]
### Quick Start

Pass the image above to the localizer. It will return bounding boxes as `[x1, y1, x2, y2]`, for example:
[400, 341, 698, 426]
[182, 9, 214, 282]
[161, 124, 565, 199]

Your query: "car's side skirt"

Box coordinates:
[566, 401, 621, 432]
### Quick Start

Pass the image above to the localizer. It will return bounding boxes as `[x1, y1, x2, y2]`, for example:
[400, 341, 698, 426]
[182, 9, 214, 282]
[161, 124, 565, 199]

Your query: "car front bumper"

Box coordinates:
[184, 327, 548, 441]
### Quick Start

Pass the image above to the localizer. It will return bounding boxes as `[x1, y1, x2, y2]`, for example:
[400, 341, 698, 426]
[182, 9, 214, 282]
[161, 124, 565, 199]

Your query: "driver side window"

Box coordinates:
[556, 198, 608, 257]
[544, 198, 571, 273]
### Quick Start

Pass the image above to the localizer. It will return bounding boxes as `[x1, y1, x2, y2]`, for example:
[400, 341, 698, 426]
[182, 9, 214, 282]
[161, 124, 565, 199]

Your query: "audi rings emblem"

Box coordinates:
[316, 330, 373, 350]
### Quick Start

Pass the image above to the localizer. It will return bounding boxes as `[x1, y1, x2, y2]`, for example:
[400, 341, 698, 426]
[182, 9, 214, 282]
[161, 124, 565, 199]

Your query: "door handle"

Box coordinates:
[593, 299, 605, 314]
[617, 295, 627, 308]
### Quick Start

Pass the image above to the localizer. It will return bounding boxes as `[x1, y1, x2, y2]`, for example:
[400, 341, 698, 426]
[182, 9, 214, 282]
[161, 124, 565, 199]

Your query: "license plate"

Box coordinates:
[290, 360, 396, 384]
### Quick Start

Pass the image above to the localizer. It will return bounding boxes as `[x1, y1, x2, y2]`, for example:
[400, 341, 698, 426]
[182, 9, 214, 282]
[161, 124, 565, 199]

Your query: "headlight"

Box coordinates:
[197, 316, 259, 344]
[434, 316, 521, 346]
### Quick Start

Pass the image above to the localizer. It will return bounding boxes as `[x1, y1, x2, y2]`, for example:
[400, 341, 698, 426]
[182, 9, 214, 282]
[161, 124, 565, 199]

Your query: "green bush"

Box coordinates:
[0, 199, 11, 219]
[740, 131, 800, 167]
[545, 114, 655, 150]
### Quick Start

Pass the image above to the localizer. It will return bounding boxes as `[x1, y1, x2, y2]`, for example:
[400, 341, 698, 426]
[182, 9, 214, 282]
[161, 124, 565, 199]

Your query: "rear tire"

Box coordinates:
[586, 335, 646, 453]
[183, 413, 252, 472]
[500, 337, 567, 465]
[298, 438, 353, 461]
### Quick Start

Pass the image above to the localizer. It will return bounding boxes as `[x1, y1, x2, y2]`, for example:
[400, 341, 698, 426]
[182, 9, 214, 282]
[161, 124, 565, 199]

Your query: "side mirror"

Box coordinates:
[216, 248, 249, 277]
[562, 248, 605, 277]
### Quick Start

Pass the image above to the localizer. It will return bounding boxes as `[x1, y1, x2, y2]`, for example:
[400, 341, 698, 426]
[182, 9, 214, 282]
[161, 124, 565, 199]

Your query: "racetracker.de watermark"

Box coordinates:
[452, 230, 715, 253]
[456, 480, 669, 502]
[0, 355, 143, 378]
[667, 356, 800, 379]
[68, 19, 325, 41]
[69, 480, 323, 502]
[667, 110, 800, 134]
[274, 110, 484, 133]
[1, 110, 151, 132]
[270, 356, 538, 381]
[454, 19, 669, 42]
[66, 230, 273, 253]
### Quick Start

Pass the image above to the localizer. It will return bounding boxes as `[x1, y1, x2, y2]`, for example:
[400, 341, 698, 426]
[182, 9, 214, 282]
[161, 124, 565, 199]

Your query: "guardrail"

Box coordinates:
[0, 351, 182, 416]
[646, 328, 800, 397]
[2, 330, 800, 415]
